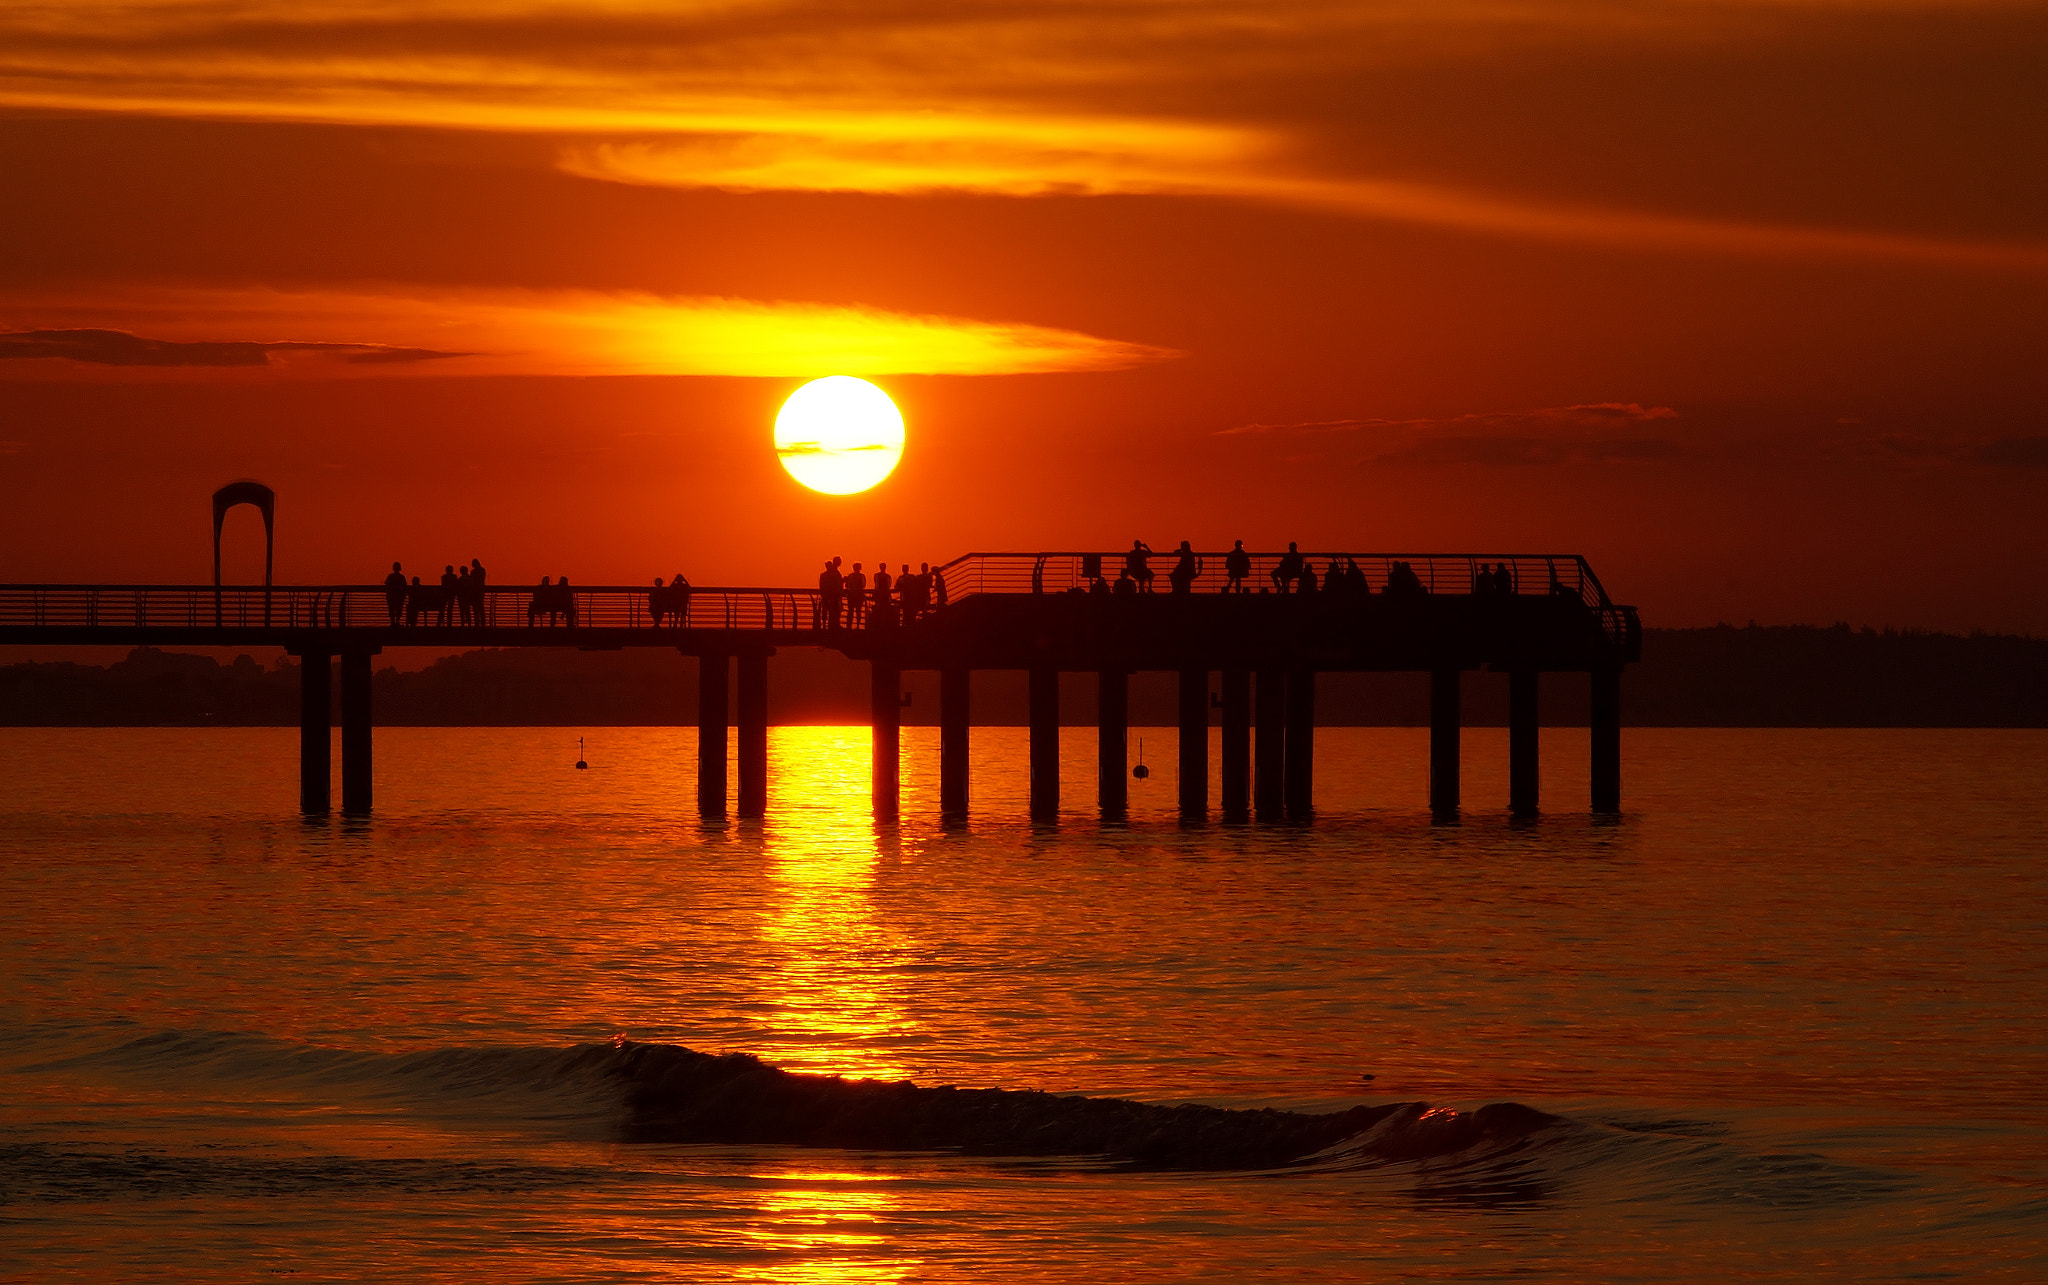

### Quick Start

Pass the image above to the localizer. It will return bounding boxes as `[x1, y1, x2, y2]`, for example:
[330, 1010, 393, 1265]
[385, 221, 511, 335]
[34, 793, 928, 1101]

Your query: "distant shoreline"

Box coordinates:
[3, 624, 2044, 729]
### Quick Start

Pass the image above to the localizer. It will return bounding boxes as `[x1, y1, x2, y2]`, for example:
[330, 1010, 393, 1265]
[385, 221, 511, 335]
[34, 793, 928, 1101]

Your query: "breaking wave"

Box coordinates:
[10, 1029, 1912, 1206]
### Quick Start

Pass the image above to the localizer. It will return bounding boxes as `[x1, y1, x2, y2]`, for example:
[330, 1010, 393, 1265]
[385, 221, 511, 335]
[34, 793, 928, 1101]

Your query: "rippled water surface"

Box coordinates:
[2, 726, 2044, 1281]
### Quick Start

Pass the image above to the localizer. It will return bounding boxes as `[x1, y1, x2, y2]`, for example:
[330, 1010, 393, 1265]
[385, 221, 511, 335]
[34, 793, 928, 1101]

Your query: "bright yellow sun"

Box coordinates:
[775, 376, 905, 495]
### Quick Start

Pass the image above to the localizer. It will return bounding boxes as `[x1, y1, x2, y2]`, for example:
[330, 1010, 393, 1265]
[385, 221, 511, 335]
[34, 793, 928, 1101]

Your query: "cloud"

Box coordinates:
[0, 328, 465, 367]
[0, 288, 1174, 378]
[1221, 401, 1686, 465]
[1, 2, 2043, 271]
[1223, 402, 1681, 435]
[1975, 436, 2048, 467]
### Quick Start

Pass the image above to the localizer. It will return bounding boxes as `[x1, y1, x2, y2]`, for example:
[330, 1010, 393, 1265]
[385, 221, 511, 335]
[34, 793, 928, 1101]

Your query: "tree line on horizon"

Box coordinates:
[0, 625, 2042, 728]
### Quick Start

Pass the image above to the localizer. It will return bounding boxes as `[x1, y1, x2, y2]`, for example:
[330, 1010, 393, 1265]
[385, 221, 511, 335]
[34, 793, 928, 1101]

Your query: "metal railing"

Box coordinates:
[0, 585, 830, 633]
[0, 555, 1637, 652]
[930, 551, 1633, 649]
[933, 551, 1613, 607]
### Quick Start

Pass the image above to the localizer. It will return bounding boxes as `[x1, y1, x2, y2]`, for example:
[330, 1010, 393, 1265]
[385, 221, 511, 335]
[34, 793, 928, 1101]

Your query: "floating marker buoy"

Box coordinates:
[1132, 736, 1148, 779]
[575, 736, 589, 770]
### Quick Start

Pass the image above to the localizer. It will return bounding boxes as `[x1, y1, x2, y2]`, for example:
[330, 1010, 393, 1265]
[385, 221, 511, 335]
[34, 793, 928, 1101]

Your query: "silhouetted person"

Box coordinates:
[454, 566, 473, 625]
[818, 558, 842, 629]
[901, 563, 927, 620]
[1125, 540, 1154, 593]
[438, 564, 459, 626]
[384, 561, 407, 625]
[1272, 542, 1303, 593]
[528, 575, 558, 626]
[1387, 560, 1426, 599]
[1323, 559, 1344, 593]
[1089, 574, 1110, 595]
[467, 558, 488, 625]
[1224, 540, 1251, 593]
[1496, 562, 1516, 595]
[650, 577, 670, 628]
[1345, 557, 1369, 594]
[843, 563, 866, 627]
[1296, 560, 1318, 596]
[406, 575, 427, 626]
[1114, 569, 1138, 595]
[669, 573, 691, 627]
[872, 562, 893, 614]
[932, 563, 948, 610]
[1168, 541, 1201, 594]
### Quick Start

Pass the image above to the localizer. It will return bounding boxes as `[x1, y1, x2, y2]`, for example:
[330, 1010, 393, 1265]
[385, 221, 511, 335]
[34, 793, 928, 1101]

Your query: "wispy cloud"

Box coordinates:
[1, 2, 2042, 271]
[0, 328, 464, 367]
[0, 287, 1174, 378]
[1223, 402, 1681, 436]
[1222, 402, 1687, 466]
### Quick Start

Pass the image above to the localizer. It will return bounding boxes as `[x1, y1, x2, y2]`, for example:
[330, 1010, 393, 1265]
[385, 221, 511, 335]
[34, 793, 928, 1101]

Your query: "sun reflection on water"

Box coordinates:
[756, 728, 921, 1082]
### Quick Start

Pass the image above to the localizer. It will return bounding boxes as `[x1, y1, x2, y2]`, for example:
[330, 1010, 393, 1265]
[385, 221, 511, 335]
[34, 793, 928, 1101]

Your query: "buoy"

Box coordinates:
[575, 736, 589, 770]
[1132, 736, 1149, 779]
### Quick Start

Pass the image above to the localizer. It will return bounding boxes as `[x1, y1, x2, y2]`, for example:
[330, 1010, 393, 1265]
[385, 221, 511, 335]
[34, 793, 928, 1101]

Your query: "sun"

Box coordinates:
[775, 376, 905, 495]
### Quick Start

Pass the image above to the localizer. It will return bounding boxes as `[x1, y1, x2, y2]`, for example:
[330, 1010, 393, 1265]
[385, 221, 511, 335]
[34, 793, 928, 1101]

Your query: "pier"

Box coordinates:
[0, 551, 1641, 820]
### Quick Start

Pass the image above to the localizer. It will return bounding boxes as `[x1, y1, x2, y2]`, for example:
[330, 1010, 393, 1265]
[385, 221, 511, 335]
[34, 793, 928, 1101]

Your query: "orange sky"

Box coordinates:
[2, 1, 2046, 632]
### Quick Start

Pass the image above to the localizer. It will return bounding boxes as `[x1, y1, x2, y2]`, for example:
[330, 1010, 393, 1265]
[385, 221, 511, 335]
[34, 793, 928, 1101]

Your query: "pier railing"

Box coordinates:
[0, 584, 829, 633]
[930, 551, 1633, 649]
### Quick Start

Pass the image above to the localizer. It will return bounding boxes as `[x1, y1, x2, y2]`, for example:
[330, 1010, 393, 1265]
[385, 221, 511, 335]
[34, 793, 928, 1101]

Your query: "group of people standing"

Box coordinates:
[384, 560, 488, 626]
[815, 558, 946, 629]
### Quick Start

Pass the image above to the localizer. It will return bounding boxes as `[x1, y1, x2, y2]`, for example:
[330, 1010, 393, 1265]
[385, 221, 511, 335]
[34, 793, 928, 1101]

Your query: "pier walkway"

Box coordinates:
[0, 551, 1641, 821]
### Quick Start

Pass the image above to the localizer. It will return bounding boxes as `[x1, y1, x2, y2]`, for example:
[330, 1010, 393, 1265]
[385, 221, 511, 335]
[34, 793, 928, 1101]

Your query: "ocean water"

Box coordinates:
[0, 725, 2043, 1282]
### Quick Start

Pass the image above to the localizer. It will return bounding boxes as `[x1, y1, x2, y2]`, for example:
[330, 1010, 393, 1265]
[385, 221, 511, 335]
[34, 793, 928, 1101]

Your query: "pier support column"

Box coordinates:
[1284, 668, 1315, 820]
[298, 650, 331, 815]
[1253, 668, 1285, 820]
[1028, 667, 1060, 820]
[340, 648, 374, 815]
[1509, 670, 1540, 815]
[697, 653, 728, 817]
[1430, 669, 1461, 818]
[1591, 665, 1621, 814]
[1177, 669, 1208, 820]
[1097, 669, 1128, 817]
[871, 664, 901, 818]
[1220, 669, 1251, 819]
[737, 651, 768, 818]
[940, 667, 970, 819]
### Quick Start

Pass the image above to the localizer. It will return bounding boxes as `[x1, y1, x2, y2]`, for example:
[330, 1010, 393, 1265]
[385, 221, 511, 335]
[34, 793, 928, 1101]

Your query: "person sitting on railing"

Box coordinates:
[1225, 541, 1251, 593]
[1271, 542, 1304, 593]
[818, 558, 842, 629]
[1168, 541, 1201, 594]
[406, 575, 442, 627]
[843, 563, 866, 628]
[1124, 540, 1154, 592]
[384, 561, 407, 625]
[528, 576, 574, 627]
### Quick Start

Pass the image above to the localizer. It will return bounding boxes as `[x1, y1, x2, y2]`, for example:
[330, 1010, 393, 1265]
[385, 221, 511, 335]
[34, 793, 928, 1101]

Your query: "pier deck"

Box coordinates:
[0, 551, 1640, 820]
